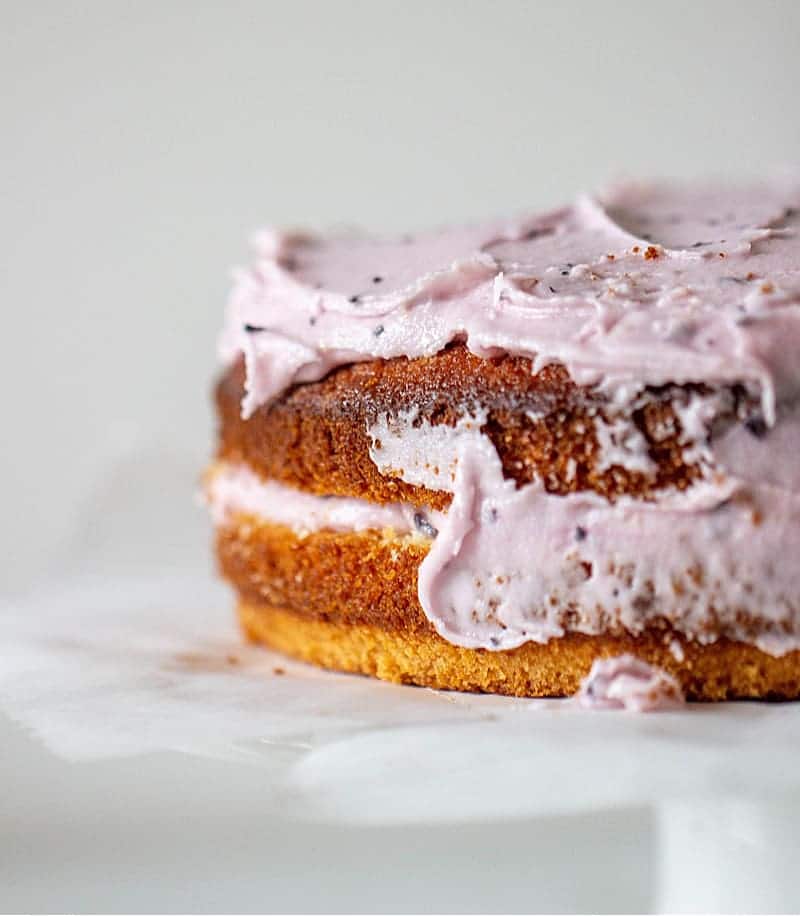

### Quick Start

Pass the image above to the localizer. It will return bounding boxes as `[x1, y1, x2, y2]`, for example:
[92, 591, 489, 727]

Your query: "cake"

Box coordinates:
[207, 180, 800, 701]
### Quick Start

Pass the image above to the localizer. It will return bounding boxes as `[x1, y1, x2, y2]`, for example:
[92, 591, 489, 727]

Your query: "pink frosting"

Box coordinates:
[371, 406, 800, 656]
[576, 655, 685, 712]
[221, 180, 800, 422]
[206, 463, 444, 538]
[215, 180, 800, 657]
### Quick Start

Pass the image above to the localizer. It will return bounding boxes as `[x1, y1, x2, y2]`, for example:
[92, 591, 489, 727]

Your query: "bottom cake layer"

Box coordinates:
[238, 600, 800, 701]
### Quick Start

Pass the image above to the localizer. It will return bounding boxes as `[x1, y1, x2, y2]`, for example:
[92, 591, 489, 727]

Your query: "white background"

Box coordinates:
[2, 2, 800, 912]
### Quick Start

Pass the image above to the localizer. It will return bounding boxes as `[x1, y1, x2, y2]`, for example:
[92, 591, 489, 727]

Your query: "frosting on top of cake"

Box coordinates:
[221, 179, 800, 421]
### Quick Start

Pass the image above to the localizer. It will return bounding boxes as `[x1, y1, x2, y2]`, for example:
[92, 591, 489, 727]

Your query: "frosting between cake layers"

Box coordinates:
[209, 392, 800, 656]
[206, 463, 444, 538]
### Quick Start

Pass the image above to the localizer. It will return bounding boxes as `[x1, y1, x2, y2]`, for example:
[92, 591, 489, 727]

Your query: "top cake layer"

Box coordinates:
[221, 180, 800, 422]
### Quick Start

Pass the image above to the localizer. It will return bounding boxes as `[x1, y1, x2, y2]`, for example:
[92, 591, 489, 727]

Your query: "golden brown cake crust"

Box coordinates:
[217, 516, 800, 700]
[215, 346, 745, 511]
[216, 513, 432, 634]
[238, 601, 800, 701]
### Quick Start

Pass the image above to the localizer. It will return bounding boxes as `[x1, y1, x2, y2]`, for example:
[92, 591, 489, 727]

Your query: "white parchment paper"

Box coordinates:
[3, 565, 800, 826]
[2, 447, 800, 827]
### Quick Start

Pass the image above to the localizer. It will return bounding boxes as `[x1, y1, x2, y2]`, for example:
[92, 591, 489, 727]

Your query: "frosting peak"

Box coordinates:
[221, 179, 800, 421]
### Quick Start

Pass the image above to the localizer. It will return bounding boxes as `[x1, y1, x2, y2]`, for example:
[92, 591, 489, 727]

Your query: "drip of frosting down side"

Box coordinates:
[576, 655, 685, 711]
[367, 404, 800, 656]
[221, 180, 800, 424]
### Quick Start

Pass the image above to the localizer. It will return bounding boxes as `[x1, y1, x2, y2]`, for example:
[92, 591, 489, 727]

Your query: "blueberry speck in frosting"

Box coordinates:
[561, 270, 569, 276]
[575, 526, 588, 541]
[244, 323, 265, 333]
[414, 512, 439, 539]
[372, 276, 383, 284]
[348, 295, 360, 304]
[309, 316, 317, 326]
[745, 416, 769, 439]
[548, 285, 557, 294]
[373, 324, 385, 337]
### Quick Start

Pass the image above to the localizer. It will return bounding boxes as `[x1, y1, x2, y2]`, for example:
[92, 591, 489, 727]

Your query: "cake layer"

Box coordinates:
[237, 600, 800, 700]
[216, 504, 432, 635]
[216, 346, 743, 510]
